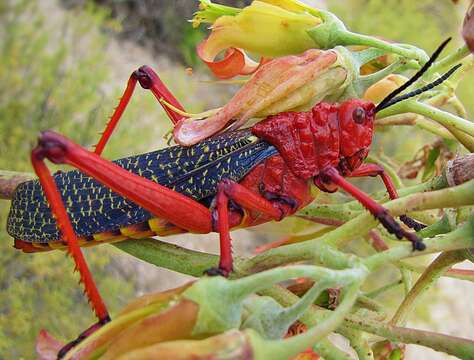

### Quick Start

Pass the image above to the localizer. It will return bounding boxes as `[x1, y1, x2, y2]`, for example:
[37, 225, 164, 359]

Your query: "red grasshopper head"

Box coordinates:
[336, 99, 376, 174]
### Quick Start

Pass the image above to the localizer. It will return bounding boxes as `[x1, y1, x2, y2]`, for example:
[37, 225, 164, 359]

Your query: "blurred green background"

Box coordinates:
[0, 0, 472, 358]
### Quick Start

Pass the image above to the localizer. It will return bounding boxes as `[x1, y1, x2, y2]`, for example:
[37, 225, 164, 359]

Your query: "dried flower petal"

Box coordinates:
[116, 330, 251, 360]
[174, 49, 342, 146]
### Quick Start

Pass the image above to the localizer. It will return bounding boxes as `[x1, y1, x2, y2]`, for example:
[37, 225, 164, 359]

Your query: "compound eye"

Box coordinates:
[352, 107, 366, 124]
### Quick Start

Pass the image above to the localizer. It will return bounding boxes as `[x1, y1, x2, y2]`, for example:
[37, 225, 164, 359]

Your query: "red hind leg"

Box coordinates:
[33, 130, 214, 357]
[31, 145, 110, 358]
[37, 131, 212, 234]
[319, 167, 425, 250]
[95, 66, 186, 155]
[207, 179, 282, 276]
[348, 163, 426, 231]
[31, 148, 109, 323]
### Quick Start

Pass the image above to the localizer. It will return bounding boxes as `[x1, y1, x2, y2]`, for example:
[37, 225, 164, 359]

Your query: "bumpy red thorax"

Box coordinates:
[251, 103, 340, 179]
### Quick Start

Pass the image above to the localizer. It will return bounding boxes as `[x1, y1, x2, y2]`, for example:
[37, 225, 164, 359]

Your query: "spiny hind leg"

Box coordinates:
[33, 130, 216, 356]
[95, 66, 187, 155]
[31, 140, 111, 358]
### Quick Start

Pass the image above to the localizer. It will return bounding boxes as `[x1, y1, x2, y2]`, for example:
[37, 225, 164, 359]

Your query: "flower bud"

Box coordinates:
[194, 0, 427, 79]
[36, 330, 64, 360]
[463, 0, 474, 53]
[116, 330, 252, 360]
[372, 340, 405, 360]
[363, 74, 408, 104]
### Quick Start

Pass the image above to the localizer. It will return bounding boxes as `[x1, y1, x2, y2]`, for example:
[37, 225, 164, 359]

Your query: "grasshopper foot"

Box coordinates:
[376, 210, 425, 251]
[57, 316, 111, 359]
[400, 215, 426, 232]
[204, 266, 231, 277]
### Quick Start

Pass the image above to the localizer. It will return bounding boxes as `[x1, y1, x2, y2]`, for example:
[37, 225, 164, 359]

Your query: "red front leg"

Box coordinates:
[95, 66, 186, 155]
[348, 163, 426, 231]
[319, 167, 425, 250]
[207, 179, 282, 276]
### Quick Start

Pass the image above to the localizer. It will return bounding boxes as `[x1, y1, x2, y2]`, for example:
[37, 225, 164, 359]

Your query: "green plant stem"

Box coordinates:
[325, 180, 474, 249]
[230, 265, 367, 300]
[364, 279, 403, 298]
[389, 250, 467, 326]
[400, 267, 412, 295]
[416, 214, 454, 238]
[427, 44, 471, 76]
[253, 282, 362, 360]
[356, 295, 386, 316]
[399, 262, 474, 283]
[263, 285, 474, 359]
[245, 287, 355, 360]
[338, 327, 374, 360]
[364, 218, 474, 270]
[299, 167, 450, 220]
[113, 239, 218, 277]
[366, 155, 403, 189]
[378, 100, 474, 151]
[313, 341, 354, 360]
[344, 314, 474, 360]
[275, 280, 331, 327]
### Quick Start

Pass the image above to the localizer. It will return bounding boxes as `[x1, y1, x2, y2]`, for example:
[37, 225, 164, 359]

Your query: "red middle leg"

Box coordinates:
[209, 179, 283, 275]
[95, 66, 186, 155]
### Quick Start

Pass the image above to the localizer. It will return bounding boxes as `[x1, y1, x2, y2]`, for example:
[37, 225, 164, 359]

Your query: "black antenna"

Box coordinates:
[375, 38, 452, 113]
[376, 64, 461, 110]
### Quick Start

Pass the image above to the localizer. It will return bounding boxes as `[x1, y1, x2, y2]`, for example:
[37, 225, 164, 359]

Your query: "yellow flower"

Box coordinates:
[195, 0, 322, 78]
